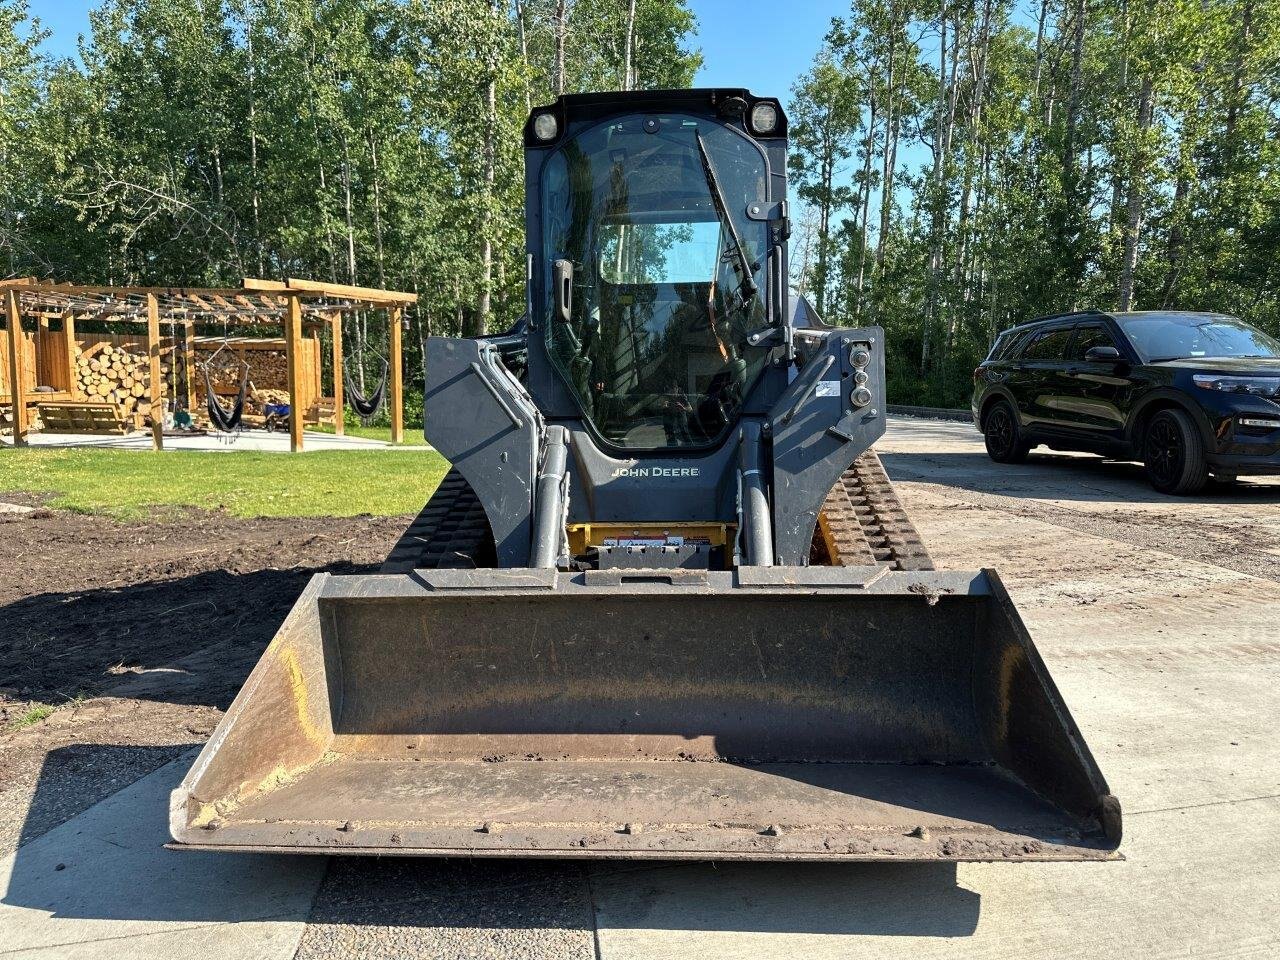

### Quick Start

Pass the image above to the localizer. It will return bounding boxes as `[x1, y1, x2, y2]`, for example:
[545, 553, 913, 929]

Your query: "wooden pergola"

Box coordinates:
[1, 277, 417, 452]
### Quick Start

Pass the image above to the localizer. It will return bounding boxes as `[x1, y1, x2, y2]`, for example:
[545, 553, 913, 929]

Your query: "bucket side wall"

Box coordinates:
[971, 572, 1119, 838]
[171, 575, 339, 834]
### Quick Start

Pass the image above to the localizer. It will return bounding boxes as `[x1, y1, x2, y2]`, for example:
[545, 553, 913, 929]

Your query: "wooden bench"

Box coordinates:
[36, 399, 137, 435]
[306, 396, 338, 426]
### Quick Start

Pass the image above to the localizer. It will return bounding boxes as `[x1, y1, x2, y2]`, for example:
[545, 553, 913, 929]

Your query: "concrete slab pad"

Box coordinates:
[0, 754, 325, 959]
[588, 795, 1280, 959]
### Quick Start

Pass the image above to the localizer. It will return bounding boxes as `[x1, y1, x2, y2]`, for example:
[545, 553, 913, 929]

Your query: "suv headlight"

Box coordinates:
[1192, 374, 1280, 397]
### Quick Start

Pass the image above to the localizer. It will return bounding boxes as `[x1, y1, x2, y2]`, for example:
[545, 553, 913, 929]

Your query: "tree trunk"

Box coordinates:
[924, 8, 948, 370]
[478, 57, 498, 335]
[246, 24, 264, 276]
[1063, 0, 1086, 196]
[368, 129, 387, 289]
[1118, 77, 1154, 311]
[874, 28, 898, 277]
[855, 97, 877, 311]
[339, 134, 357, 284]
[814, 119, 835, 316]
[515, 0, 532, 113]
[555, 0, 568, 96]
[1110, 0, 1131, 227]
[623, 0, 637, 90]
[1159, 172, 1187, 307]
[1031, 0, 1049, 103]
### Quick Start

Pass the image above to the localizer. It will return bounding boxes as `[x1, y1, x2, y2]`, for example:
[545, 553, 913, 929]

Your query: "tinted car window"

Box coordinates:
[987, 330, 1022, 361]
[1070, 325, 1118, 360]
[1120, 315, 1280, 362]
[986, 332, 1010, 361]
[1021, 327, 1073, 361]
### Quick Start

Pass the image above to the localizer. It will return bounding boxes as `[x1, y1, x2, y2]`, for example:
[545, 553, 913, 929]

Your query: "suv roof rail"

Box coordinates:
[1023, 308, 1106, 327]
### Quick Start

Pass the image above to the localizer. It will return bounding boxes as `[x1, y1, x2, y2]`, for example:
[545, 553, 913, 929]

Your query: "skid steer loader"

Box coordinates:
[171, 89, 1121, 862]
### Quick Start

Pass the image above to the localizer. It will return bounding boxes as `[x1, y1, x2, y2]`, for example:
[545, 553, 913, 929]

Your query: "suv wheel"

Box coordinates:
[984, 401, 1030, 463]
[1143, 409, 1209, 495]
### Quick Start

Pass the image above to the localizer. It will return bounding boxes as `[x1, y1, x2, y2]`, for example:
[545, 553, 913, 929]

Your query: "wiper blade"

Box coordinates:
[694, 131, 758, 304]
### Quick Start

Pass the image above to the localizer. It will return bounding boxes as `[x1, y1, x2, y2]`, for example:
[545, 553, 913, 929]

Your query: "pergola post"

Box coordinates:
[183, 320, 196, 413]
[330, 313, 344, 437]
[4, 290, 30, 446]
[389, 305, 404, 445]
[146, 293, 164, 451]
[63, 311, 79, 399]
[285, 292, 304, 452]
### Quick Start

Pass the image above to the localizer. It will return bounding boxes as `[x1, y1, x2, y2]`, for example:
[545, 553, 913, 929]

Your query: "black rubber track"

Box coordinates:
[384, 452, 933, 572]
[381, 469, 495, 572]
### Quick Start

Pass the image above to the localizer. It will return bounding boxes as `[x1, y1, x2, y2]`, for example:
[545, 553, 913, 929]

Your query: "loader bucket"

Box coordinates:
[170, 567, 1121, 861]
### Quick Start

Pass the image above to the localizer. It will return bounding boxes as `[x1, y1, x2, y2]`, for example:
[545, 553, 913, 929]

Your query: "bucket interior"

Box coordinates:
[172, 574, 1120, 861]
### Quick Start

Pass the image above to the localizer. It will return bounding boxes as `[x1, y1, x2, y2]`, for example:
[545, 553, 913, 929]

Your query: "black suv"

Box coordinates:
[972, 310, 1280, 494]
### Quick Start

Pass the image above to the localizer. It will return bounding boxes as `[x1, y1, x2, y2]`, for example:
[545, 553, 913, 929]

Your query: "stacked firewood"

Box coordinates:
[252, 387, 290, 406]
[74, 343, 170, 417]
[194, 347, 289, 393]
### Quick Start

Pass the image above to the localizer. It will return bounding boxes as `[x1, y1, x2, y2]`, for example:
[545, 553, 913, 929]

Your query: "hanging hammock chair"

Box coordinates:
[201, 345, 250, 433]
[344, 353, 389, 422]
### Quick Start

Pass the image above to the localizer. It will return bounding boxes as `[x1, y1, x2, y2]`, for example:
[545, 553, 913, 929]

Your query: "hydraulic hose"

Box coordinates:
[738, 419, 775, 566]
[531, 425, 570, 568]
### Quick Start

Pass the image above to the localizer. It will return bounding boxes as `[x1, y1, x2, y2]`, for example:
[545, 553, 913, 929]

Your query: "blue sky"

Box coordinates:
[33, 0, 844, 100]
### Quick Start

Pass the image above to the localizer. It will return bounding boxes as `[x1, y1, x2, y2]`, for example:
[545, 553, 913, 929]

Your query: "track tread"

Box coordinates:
[381, 469, 494, 572]
[817, 451, 934, 571]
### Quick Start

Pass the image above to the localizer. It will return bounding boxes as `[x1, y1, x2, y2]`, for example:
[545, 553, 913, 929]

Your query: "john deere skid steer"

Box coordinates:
[170, 89, 1121, 862]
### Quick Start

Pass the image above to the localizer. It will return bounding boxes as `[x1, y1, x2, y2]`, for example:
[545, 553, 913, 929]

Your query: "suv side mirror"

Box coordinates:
[1085, 345, 1121, 362]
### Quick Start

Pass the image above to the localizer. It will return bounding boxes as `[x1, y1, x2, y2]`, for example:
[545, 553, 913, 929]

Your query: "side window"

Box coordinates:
[987, 331, 1012, 361]
[1070, 325, 1118, 360]
[992, 330, 1028, 361]
[1021, 326, 1073, 362]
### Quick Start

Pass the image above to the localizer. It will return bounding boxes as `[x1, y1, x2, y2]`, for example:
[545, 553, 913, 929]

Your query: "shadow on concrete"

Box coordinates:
[881, 449, 1280, 505]
[588, 859, 980, 937]
[2, 749, 325, 937]
[10, 743, 194, 853]
[5, 747, 978, 940]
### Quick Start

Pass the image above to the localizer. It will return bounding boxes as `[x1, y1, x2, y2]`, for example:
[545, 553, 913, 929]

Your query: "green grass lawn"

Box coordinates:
[0, 447, 450, 519]
[311, 421, 430, 445]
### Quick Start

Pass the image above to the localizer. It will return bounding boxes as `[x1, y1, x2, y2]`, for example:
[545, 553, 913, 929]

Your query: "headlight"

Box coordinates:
[1192, 374, 1280, 397]
[749, 102, 779, 135]
[532, 112, 559, 142]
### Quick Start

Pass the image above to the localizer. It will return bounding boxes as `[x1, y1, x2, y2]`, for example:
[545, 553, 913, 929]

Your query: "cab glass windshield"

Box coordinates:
[541, 114, 770, 449]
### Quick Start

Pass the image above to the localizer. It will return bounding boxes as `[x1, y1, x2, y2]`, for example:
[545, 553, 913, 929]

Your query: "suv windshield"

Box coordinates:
[541, 114, 770, 450]
[1120, 314, 1280, 362]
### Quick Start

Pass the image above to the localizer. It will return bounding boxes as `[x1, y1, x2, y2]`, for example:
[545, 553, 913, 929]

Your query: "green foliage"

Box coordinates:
[0, 0, 700, 384]
[0, 447, 450, 518]
[791, 0, 1280, 407]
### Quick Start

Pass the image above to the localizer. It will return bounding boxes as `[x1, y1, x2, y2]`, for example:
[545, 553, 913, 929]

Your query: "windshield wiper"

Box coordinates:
[694, 131, 758, 304]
